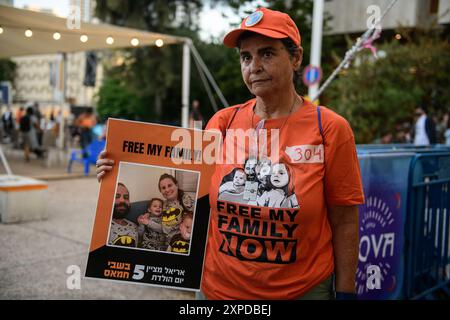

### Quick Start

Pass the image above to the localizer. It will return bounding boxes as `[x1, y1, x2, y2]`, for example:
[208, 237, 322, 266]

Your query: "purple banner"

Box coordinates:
[356, 153, 414, 299]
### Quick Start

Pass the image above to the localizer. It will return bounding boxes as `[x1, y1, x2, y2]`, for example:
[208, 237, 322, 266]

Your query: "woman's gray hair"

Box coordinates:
[280, 38, 303, 86]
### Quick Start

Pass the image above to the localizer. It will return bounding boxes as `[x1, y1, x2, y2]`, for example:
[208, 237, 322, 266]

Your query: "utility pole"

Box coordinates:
[181, 40, 191, 128]
[308, 0, 324, 102]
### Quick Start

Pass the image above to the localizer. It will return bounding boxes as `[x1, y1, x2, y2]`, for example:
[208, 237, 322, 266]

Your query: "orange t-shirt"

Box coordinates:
[202, 98, 364, 299]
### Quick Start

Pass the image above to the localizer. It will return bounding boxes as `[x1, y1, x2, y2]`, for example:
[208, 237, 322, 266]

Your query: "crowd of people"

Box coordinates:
[0, 102, 106, 163]
[373, 107, 450, 146]
[0, 102, 60, 161]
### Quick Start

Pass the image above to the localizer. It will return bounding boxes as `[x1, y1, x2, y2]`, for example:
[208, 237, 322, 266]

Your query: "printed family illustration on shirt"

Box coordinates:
[218, 157, 299, 209]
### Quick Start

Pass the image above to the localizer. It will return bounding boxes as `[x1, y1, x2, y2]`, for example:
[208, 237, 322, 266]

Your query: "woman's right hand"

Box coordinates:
[96, 150, 115, 182]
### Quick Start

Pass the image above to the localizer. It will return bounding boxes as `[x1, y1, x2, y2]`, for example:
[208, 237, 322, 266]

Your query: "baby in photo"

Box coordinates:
[219, 168, 247, 195]
[167, 212, 193, 254]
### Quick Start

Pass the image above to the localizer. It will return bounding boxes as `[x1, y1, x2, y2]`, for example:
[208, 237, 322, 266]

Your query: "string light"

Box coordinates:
[115, 57, 125, 66]
[395, 33, 402, 40]
[5, 27, 167, 50]
[130, 37, 139, 46]
[0, 26, 3, 34]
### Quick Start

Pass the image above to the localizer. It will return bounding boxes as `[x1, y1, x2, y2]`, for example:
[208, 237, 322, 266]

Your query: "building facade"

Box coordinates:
[10, 0, 102, 110]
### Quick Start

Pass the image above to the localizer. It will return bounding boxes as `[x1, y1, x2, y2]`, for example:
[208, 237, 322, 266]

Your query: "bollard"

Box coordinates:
[0, 175, 48, 223]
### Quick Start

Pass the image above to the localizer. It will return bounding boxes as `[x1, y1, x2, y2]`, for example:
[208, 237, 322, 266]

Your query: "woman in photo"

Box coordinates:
[158, 173, 194, 245]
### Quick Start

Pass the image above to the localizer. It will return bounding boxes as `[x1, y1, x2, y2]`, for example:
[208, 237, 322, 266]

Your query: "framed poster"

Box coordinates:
[85, 118, 220, 291]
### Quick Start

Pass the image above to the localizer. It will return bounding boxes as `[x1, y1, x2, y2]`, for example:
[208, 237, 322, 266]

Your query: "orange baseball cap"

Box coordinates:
[223, 7, 301, 48]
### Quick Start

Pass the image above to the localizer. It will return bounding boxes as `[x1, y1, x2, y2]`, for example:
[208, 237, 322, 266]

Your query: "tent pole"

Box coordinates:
[181, 40, 191, 128]
[58, 52, 67, 150]
[0, 146, 13, 176]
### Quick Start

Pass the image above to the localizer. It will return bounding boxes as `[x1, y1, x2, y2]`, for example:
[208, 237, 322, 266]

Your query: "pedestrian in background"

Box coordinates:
[19, 106, 43, 161]
[189, 99, 204, 129]
[1, 104, 15, 142]
[444, 113, 450, 146]
[412, 105, 437, 146]
[75, 109, 97, 158]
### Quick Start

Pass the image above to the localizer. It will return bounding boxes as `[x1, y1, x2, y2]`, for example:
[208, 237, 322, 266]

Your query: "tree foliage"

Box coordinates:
[96, 77, 143, 120]
[325, 29, 450, 143]
[0, 59, 17, 82]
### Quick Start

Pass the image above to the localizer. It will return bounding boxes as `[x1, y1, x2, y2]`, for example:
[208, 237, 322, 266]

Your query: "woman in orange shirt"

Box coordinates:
[96, 8, 364, 300]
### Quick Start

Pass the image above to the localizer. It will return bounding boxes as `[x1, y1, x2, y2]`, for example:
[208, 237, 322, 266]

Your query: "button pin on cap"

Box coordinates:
[244, 10, 264, 27]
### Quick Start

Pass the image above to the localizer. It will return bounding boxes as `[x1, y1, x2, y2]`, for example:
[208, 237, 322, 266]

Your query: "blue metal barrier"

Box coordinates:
[355, 145, 450, 300]
[405, 152, 450, 299]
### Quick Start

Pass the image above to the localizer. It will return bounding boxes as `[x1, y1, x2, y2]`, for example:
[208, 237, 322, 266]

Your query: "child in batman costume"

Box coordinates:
[137, 198, 167, 251]
[167, 212, 193, 254]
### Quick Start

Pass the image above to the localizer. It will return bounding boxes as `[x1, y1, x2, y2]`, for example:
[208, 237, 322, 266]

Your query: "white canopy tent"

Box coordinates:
[0, 4, 185, 57]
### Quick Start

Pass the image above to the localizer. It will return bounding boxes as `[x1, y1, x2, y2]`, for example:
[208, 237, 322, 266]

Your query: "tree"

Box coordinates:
[0, 59, 17, 82]
[325, 29, 450, 144]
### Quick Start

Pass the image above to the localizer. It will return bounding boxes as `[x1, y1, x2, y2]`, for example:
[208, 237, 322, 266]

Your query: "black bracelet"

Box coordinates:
[335, 291, 358, 300]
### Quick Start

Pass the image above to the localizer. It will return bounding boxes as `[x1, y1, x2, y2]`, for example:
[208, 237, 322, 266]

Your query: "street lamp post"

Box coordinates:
[308, 0, 324, 102]
[182, 40, 191, 128]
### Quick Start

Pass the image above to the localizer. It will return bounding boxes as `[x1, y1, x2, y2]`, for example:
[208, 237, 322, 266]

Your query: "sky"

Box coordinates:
[14, 0, 70, 17]
[12, 0, 258, 41]
[199, 3, 241, 41]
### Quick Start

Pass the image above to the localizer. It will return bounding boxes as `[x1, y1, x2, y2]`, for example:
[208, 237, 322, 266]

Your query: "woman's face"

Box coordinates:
[270, 163, 289, 188]
[239, 34, 301, 98]
[159, 178, 179, 201]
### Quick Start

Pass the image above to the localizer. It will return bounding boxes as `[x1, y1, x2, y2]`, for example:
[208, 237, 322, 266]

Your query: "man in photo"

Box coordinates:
[108, 182, 138, 248]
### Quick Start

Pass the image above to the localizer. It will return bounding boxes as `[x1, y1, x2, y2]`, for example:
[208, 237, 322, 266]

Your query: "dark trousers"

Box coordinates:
[80, 128, 93, 158]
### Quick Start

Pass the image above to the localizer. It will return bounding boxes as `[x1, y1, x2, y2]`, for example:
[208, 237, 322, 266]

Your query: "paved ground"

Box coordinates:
[0, 144, 91, 179]
[0, 145, 194, 299]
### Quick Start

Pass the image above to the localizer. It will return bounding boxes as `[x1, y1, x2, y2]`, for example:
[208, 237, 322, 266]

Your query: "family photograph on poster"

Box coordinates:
[85, 118, 219, 291]
[108, 162, 199, 256]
